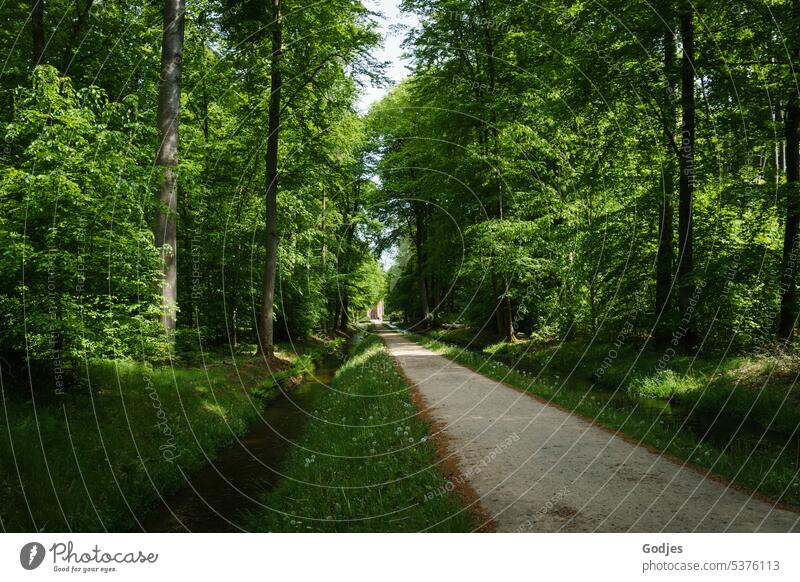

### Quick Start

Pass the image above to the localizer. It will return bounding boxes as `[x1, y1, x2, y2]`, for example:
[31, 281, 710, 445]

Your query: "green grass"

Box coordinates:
[423, 327, 800, 435]
[246, 332, 474, 532]
[0, 344, 320, 532]
[401, 327, 800, 507]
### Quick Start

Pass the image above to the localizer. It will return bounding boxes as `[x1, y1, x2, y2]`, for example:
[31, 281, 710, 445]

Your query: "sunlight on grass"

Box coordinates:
[246, 333, 473, 532]
[0, 350, 311, 532]
[405, 329, 800, 507]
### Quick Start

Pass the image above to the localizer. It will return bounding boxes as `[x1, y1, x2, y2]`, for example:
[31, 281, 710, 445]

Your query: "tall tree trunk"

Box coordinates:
[656, 26, 676, 342]
[677, 1, 696, 351]
[154, 0, 185, 339]
[430, 271, 439, 324]
[490, 273, 504, 337]
[774, 103, 783, 185]
[478, 0, 502, 218]
[414, 207, 430, 326]
[321, 189, 332, 332]
[230, 197, 244, 348]
[778, 96, 800, 340]
[503, 294, 514, 341]
[333, 300, 341, 332]
[257, 0, 282, 356]
[337, 185, 358, 331]
[31, 0, 45, 66]
[778, 1, 800, 340]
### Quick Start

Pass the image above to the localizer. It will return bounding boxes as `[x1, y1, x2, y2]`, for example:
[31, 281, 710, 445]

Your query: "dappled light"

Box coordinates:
[1, 3, 799, 575]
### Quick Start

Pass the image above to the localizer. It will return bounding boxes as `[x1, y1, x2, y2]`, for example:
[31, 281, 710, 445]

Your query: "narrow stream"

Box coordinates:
[139, 358, 336, 532]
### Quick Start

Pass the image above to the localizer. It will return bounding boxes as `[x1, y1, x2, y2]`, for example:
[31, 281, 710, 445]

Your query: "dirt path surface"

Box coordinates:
[377, 325, 800, 533]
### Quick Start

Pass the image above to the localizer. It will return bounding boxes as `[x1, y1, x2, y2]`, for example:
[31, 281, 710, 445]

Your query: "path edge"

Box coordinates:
[407, 332, 800, 517]
[375, 327, 497, 533]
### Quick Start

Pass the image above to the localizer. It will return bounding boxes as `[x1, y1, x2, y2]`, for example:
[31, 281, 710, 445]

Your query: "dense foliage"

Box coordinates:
[1, 0, 800, 395]
[0, 67, 163, 386]
[375, 0, 800, 355]
[0, 0, 386, 388]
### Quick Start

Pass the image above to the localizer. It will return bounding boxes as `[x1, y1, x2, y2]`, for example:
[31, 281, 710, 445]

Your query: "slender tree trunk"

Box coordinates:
[478, 0, 502, 218]
[257, 0, 282, 356]
[414, 206, 430, 326]
[230, 197, 243, 348]
[778, 96, 800, 340]
[656, 27, 676, 342]
[154, 0, 185, 339]
[333, 300, 341, 332]
[490, 273, 504, 337]
[321, 188, 327, 270]
[31, 0, 45, 66]
[431, 271, 439, 324]
[656, 167, 675, 320]
[200, 63, 210, 141]
[774, 104, 783, 186]
[778, 1, 800, 340]
[321, 189, 331, 332]
[677, 2, 696, 351]
[504, 294, 514, 341]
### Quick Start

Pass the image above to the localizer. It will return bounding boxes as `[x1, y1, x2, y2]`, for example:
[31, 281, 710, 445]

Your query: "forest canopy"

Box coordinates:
[3, 0, 800, 389]
[0, 0, 386, 389]
[375, 0, 800, 356]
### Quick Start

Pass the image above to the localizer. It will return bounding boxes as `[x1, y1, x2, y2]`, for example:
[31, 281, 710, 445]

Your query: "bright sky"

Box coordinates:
[357, 0, 419, 114]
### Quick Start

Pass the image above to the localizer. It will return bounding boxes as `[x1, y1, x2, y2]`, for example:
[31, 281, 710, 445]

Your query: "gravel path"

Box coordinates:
[378, 326, 800, 533]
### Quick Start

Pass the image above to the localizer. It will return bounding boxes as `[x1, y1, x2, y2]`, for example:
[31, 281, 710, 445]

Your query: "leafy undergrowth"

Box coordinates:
[246, 332, 473, 532]
[0, 344, 317, 532]
[403, 327, 800, 507]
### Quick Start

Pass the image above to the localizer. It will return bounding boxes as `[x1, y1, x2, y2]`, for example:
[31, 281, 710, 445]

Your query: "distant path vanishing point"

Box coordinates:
[377, 325, 800, 533]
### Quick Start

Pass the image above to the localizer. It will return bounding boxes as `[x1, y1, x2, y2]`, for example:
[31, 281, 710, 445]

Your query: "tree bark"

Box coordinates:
[31, 0, 45, 66]
[332, 300, 341, 332]
[656, 26, 676, 342]
[257, 0, 282, 356]
[503, 294, 514, 341]
[777, 0, 800, 340]
[154, 0, 185, 339]
[778, 95, 800, 340]
[414, 206, 430, 326]
[490, 273, 505, 337]
[677, 2, 696, 351]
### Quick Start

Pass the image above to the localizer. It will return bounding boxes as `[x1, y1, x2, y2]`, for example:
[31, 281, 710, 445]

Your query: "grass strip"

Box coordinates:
[0, 345, 321, 532]
[246, 332, 473, 532]
[403, 329, 800, 508]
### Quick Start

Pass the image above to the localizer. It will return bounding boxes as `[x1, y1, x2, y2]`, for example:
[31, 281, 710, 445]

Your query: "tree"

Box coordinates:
[778, 0, 800, 341]
[154, 0, 185, 338]
[31, 0, 44, 66]
[0, 67, 164, 384]
[655, 18, 677, 343]
[257, 0, 283, 356]
[676, 0, 696, 350]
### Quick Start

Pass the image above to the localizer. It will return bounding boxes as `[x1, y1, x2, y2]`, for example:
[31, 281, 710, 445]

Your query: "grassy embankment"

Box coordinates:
[0, 342, 327, 532]
[246, 331, 474, 532]
[400, 325, 800, 506]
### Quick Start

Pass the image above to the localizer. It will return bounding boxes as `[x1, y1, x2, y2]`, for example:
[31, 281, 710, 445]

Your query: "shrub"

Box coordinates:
[0, 67, 164, 388]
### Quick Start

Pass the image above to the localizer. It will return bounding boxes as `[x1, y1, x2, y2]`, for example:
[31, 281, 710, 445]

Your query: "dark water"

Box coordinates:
[139, 361, 334, 532]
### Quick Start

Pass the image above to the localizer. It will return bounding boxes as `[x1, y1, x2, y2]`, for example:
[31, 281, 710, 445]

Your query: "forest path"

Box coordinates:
[376, 324, 800, 532]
